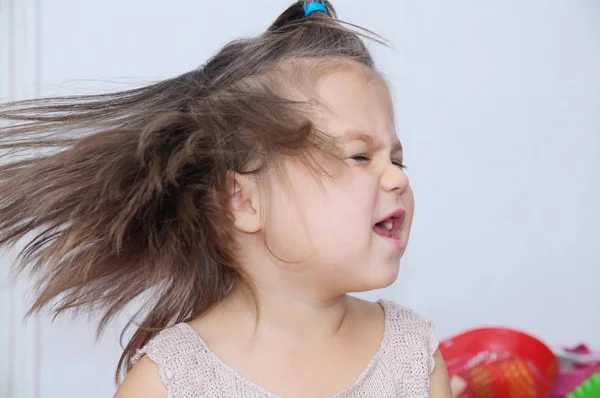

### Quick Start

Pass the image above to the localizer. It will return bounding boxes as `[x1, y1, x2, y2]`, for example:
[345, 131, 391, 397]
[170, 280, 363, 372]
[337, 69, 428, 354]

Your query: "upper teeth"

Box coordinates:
[384, 221, 393, 230]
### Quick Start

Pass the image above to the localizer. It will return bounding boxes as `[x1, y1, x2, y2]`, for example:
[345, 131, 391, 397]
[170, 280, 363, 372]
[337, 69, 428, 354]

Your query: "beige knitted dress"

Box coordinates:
[130, 300, 439, 397]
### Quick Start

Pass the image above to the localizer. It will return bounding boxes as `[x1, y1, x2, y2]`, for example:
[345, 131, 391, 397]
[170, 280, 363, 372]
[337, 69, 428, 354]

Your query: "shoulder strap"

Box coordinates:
[381, 300, 439, 377]
[130, 323, 208, 392]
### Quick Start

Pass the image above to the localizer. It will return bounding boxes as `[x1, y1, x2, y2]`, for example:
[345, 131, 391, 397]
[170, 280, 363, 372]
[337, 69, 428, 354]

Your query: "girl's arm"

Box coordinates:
[429, 350, 455, 398]
[114, 355, 167, 398]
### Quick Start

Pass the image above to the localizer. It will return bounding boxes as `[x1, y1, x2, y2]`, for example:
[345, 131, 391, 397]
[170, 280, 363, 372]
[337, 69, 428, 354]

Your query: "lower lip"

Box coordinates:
[376, 234, 406, 251]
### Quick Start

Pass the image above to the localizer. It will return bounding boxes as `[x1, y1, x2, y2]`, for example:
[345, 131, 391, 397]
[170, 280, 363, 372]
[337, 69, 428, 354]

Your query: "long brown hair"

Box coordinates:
[0, 0, 383, 382]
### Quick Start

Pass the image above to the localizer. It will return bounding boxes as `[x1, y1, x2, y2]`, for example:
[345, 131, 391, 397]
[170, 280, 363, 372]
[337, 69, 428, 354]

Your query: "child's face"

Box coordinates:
[263, 62, 414, 295]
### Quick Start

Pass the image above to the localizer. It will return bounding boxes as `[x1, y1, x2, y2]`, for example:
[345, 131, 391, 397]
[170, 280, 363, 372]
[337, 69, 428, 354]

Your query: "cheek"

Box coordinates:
[402, 185, 415, 230]
[263, 167, 379, 264]
[308, 171, 378, 246]
[263, 188, 312, 261]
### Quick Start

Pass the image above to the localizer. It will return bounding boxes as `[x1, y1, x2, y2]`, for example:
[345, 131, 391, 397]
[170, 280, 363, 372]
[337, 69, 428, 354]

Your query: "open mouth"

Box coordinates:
[373, 209, 406, 244]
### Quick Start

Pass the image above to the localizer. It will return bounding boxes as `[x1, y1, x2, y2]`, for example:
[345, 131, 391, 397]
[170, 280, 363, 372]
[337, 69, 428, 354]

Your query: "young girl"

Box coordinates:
[0, 1, 454, 397]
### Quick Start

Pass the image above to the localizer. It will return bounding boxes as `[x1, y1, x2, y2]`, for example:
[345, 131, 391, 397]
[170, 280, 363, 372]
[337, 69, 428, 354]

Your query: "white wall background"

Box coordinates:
[3, 0, 600, 397]
[1, 1, 38, 398]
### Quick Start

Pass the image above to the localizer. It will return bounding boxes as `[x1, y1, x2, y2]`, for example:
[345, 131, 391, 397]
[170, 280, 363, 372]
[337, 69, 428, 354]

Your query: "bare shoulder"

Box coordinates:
[348, 296, 384, 319]
[114, 355, 167, 398]
[429, 350, 454, 398]
[346, 296, 386, 332]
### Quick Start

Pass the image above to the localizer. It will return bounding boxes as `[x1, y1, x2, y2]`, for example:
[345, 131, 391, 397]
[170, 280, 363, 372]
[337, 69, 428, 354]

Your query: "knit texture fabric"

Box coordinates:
[130, 300, 439, 397]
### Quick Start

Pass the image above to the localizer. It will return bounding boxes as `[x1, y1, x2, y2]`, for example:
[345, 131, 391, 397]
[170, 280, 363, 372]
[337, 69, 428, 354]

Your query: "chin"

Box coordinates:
[348, 264, 401, 293]
[373, 268, 401, 290]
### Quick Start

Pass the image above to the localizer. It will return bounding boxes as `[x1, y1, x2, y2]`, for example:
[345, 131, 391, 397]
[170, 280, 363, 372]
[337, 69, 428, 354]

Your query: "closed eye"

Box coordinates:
[392, 160, 407, 170]
[350, 154, 371, 162]
[350, 155, 406, 169]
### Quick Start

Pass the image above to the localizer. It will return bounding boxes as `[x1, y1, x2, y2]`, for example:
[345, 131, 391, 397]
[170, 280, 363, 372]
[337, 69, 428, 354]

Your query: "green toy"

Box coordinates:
[567, 373, 600, 398]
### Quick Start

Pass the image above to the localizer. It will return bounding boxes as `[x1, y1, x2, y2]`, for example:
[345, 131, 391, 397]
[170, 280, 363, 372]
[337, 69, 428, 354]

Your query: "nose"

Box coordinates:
[380, 163, 409, 194]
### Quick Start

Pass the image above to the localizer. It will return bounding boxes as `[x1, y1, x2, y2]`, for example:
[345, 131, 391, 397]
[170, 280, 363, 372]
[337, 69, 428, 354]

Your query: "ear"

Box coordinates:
[228, 171, 261, 234]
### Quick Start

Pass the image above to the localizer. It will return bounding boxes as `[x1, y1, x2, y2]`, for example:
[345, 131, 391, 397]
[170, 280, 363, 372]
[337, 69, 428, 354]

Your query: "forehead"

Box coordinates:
[310, 62, 398, 147]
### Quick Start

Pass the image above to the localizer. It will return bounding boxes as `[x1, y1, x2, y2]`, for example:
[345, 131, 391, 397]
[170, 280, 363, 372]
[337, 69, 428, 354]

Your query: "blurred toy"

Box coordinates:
[438, 327, 559, 398]
[566, 373, 600, 398]
[553, 344, 600, 397]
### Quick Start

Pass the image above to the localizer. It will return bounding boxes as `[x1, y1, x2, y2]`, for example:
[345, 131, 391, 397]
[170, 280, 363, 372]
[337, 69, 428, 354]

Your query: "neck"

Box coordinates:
[220, 282, 352, 342]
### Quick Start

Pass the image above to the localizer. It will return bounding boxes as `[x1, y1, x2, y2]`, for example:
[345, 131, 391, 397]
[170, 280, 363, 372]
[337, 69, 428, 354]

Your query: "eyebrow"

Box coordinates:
[343, 131, 403, 153]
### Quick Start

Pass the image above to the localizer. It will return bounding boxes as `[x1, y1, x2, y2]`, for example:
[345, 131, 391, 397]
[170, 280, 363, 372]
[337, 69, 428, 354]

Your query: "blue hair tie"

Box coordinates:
[304, 1, 328, 17]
